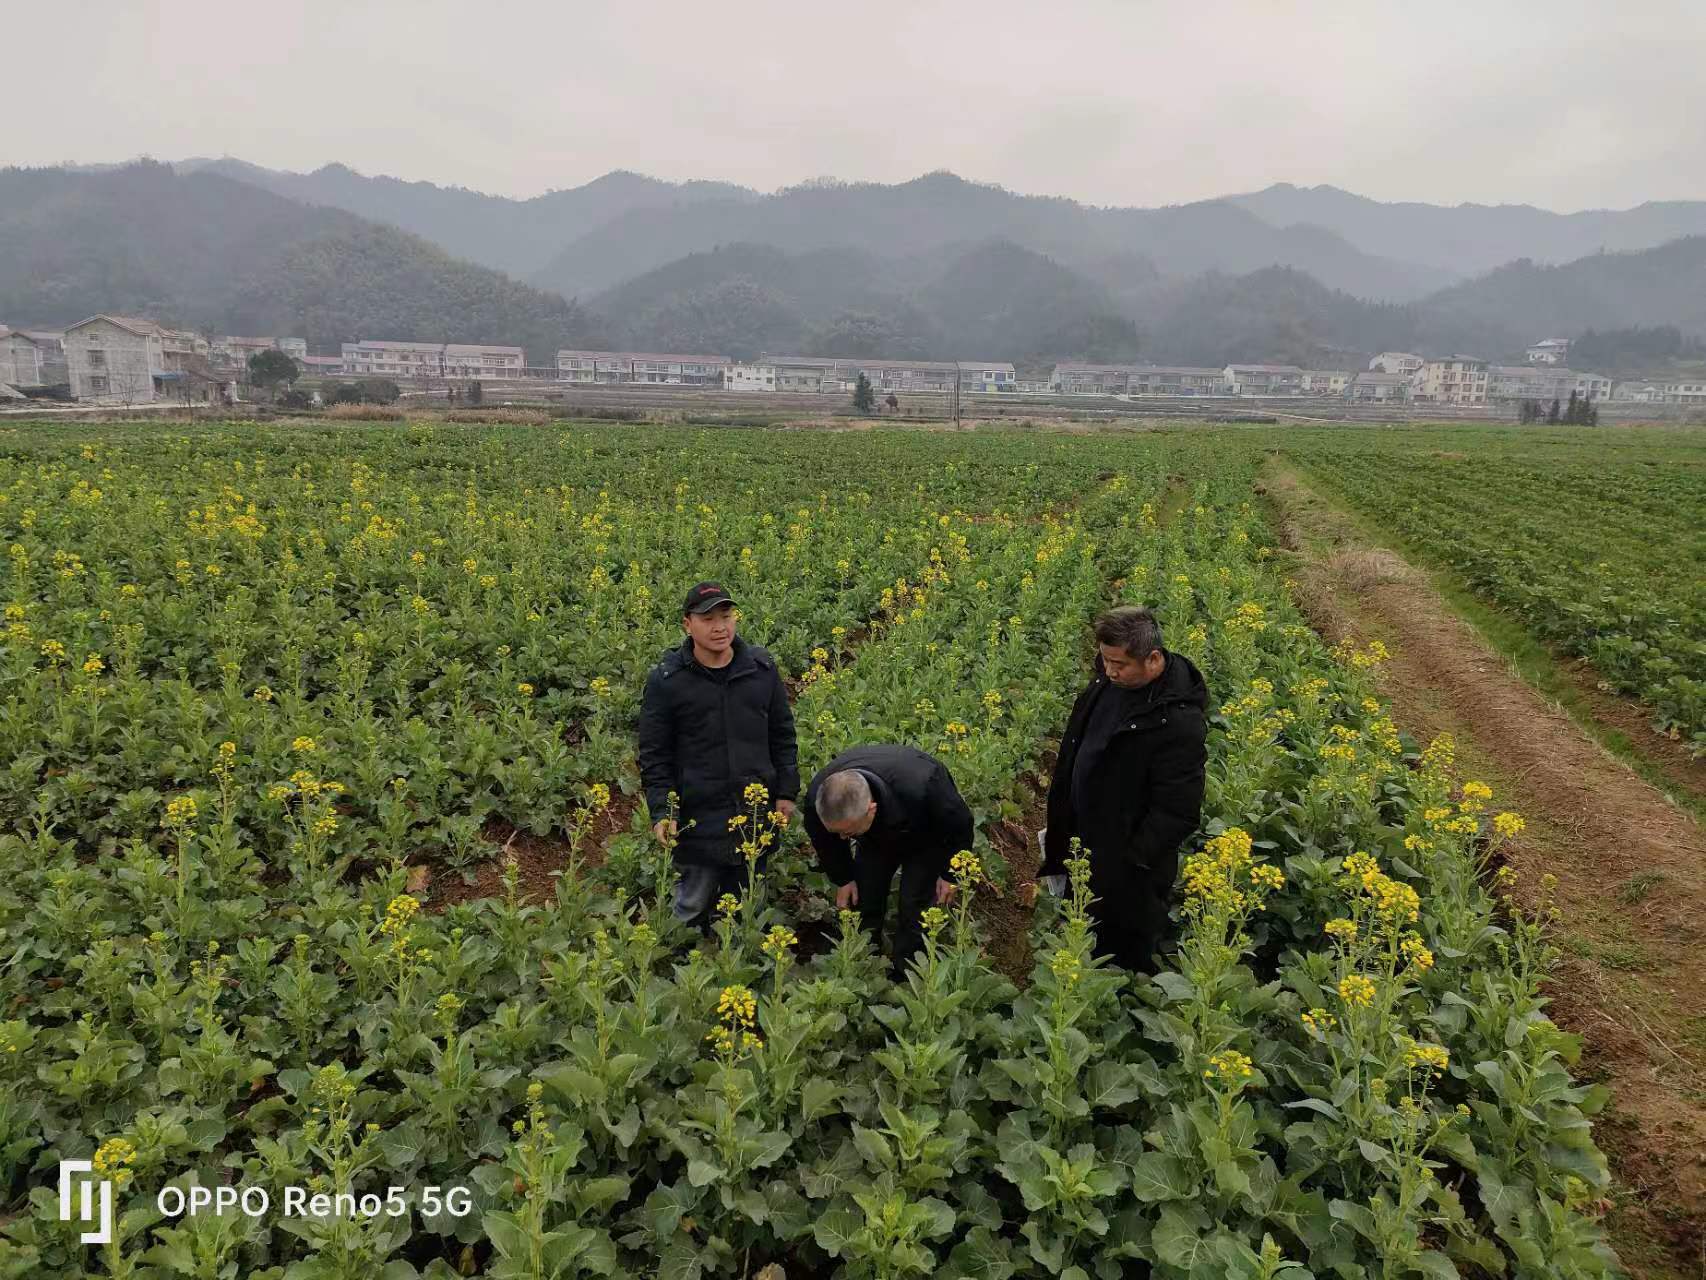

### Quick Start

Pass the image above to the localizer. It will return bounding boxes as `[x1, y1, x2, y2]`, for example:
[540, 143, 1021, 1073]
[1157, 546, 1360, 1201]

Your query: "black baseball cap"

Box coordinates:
[683, 581, 737, 615]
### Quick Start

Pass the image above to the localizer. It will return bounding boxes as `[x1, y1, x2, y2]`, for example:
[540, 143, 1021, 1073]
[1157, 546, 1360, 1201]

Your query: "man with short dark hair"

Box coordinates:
[803, 744, 974, 977]
[1039, 604, 1208, 973]
[638, 582, 799, 927]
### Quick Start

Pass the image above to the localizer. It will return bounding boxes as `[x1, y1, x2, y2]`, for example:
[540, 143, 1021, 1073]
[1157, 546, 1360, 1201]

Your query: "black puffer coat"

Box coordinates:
[1040, 650, 1208, 969]
[638, 637, 800, 867]
[802, 744, 975, 885]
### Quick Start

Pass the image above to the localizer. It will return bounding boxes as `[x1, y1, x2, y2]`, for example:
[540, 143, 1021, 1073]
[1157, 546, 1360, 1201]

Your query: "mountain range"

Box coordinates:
[4, 158, 1705, 373]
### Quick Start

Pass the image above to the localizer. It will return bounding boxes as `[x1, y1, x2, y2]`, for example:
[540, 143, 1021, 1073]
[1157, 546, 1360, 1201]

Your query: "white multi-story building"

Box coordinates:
[63, 314, 223, 404]
[1224, 364, 1304, 394]
[957, 361, 1017, 392]
[0, 326, 51, 387]
[279, 337, 307, 360]
[1350, 371, 1412, 402]
[1660, 380, 1706, 405]
[211, 336, 278, 370]
[724, 363, 777, 391]
[1526, 338, 1570, 365]
[764, 356, 839, 393]
[555, 350, 728, 385]
[1051, 363, 1135, 395]
[1299, 370, 1351, 395]
[1127, 366, 1225, 395]
[1489, 365, 1614, 404]
[443, 344, 526, 379]
[341, 340, 446, 378]
[1368, 352, 1425, 376]
[1574, 371, 1613, 401]
[1413, 356, 1490, 406]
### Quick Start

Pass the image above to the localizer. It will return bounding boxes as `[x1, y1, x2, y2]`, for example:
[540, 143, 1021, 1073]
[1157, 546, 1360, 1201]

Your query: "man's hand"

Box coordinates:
[775, 799, 797, 826]
[935, 877, 957, 907]
[835, 881, 860, 910]
[651, 818, 677, 843]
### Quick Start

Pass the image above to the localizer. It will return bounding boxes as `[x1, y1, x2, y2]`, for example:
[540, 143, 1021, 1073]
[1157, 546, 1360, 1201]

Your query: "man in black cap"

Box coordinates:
[803, 744, 974, 977]
[638, 582, 800, 927]
[1038, 604, 1208, 973]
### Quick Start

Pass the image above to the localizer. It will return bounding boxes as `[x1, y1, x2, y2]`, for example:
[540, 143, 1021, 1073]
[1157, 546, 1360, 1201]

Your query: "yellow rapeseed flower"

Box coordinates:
[1337, 974, 1376, 1008]
[1493, 811, 1526, 839]
[1204, 1050, 1255, 1084]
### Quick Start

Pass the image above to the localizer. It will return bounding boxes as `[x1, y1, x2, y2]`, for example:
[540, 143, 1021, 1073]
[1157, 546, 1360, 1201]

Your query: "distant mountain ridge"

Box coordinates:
[0, 162, 597, 362]
[4, 160, 1705, 374]
[178, 158, 758, 280]
[1229, 182, 1706, 277]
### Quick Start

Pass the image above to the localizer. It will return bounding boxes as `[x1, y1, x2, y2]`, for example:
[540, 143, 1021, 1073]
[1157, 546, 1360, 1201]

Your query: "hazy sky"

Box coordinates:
[10, 0, 1706, 211]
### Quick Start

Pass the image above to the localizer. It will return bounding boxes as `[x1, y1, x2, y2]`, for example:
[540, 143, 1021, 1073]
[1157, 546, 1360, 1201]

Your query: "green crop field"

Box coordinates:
[0, 419, 1664, 1278]
[1280, 425, 1706, 754]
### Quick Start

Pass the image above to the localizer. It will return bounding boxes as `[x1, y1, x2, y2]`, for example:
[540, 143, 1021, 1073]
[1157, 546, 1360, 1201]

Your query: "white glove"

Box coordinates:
[1037, 827, 1068, 896]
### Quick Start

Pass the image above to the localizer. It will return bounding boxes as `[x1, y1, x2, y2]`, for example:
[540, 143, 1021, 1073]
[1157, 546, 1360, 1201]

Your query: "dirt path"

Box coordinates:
[1263, 458, 1706, 1278]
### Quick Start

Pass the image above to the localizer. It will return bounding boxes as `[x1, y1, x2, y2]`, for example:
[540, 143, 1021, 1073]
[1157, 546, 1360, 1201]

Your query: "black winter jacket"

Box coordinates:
[637, 637, 800, 867]
[803, 744, 975, 886]
[1040, 650, 1208, 882]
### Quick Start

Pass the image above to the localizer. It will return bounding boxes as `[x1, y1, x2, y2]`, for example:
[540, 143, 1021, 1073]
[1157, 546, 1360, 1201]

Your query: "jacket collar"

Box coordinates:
[1088, 648, 1204, 713]
[670, 633, 762, 678]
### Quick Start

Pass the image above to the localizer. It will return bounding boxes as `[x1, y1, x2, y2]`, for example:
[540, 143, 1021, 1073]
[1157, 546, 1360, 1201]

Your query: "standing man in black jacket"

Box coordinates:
[638, 582, 800, 928]
[803, 743, 975, 978]
[1039, 605, 1208, 973]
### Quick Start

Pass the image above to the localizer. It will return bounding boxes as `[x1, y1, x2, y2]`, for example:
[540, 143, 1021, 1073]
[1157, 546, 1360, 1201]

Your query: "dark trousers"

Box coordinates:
[855, 846, 939, 977]
[1087, 850, 1178, 974]
[672, 861, 751, 930]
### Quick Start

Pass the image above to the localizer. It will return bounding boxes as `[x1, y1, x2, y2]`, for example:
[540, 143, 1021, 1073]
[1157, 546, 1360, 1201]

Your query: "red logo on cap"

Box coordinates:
[699, 586, 719, 595]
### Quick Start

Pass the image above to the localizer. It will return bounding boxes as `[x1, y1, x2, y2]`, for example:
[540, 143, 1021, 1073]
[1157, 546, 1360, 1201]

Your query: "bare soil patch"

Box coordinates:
[1266, 459, 1706, 1275]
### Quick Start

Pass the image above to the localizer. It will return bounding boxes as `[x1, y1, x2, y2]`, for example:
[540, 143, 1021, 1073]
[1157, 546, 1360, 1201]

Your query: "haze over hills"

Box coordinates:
[0, 162, 598, 362]
[4, 158, 1705, 373]
[178, 158, 756, 280]
[1229, 183, 1706, 278]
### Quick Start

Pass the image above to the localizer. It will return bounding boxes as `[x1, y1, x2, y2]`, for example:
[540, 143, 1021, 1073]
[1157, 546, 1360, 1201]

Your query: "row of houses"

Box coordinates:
[16, 315, 1706, 409]
[554, 352, 1023, 394]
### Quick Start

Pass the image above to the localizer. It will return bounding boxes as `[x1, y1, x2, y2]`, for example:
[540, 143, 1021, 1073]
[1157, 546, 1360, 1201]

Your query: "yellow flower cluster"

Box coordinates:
[585, 782, 611, 811]
[1324, 917, 1358, 943]
[91, 1137, 137, 1186]
[380, 894, 421, 937]
[1300, 1008, 1338, 1035]
[516, 682, 534, 697]
[1338, 852, 1418, 926]
[589, 676, 611, 698]
[292, 736, 316, 753]
[1400, 935, 1435, 972]
[761, 925, 798, 962]
[1204, 1050, 1255, 1084]
[949, 849, 983, 884]
[1225, 601, 1268, 634]
[743, 781, 770, 807]
[1050, 948, 1083, 987]
[163, 794, 199, 830]
[1492, 811, 1526, 839]
[266, 770, 346, 804]
[1337, 974, 1376, 1007]
[1401, 1038, 1450, 1074]
[707, 984, 762, 1055]
[1181, 827, 1279, 920]
[921, 907, 949, 936]
[1331, 637, 1391, 669]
